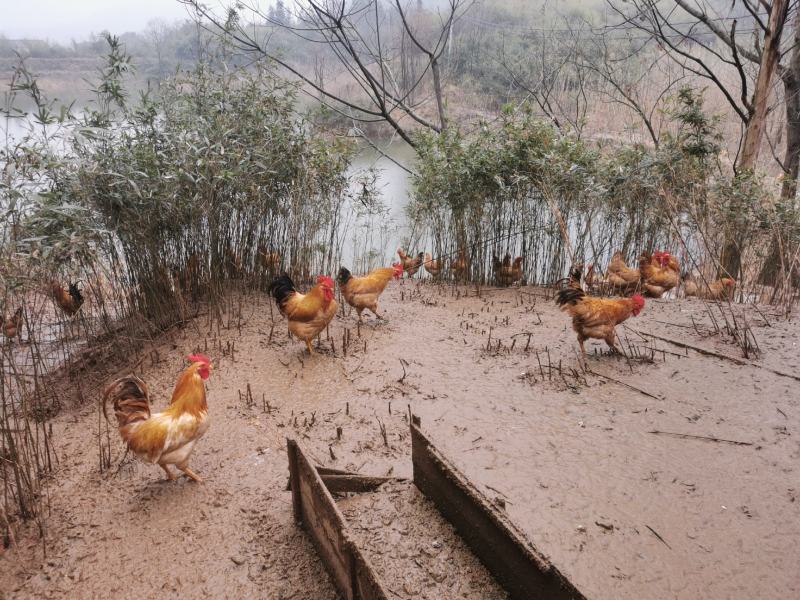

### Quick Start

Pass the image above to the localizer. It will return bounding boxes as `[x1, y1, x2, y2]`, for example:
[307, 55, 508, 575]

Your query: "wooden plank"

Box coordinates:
[287, 438, 390, 600]
[287, 438, 302, 521]
[351, 546, 389, 600]
[321, 474, 403, 494]
[288, 438, 353, 599]
[410, 418, 588, 600]
[288, 464, 407, 494]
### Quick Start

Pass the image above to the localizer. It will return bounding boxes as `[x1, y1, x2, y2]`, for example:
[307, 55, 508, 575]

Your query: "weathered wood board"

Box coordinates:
[411, 416, 588, 600]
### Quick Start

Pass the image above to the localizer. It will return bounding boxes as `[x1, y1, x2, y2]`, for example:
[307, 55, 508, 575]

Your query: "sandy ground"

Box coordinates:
[1, 280, 798, 599]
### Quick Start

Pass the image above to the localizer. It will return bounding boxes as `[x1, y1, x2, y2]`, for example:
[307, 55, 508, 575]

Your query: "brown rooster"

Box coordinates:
[269, 274, 338, 355]
[557, 287, 645, 356]
[640, 251, 680, 298]
[555, 264, 583, 290]
[337, 264, 402, 321]
[103, 354, 212, 483]
[494, 254, 523, 286]
[50, 281, 84, 317]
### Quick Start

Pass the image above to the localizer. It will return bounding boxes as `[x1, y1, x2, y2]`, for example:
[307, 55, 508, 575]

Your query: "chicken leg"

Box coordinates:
[305, 339, 314, 355]
[178, 464, 204, 483]
[604, 332, 625, 356]
[160, 463, 177, 481]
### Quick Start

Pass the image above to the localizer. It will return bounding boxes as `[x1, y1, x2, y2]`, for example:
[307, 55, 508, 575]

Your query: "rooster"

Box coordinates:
[554, 264, 583, 290]
[422, 253, 442, 278]
[337, 264, 402, 322]
[397, 248, 424, 278]
[605, 251, 640, 295]
[50, 280, 84, 317]
[1, 307, 23, 340]
[494, 254, 523, 286]
[103, 354, 213, 483]
[269, 274, 338, 354]
[556, 287, 645, 356]
[640, 251, 680, 298]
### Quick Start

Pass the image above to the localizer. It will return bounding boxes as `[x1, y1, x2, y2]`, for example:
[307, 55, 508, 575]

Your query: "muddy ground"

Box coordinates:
[1, 280, 798, 599]
[338, 479, 508, 599]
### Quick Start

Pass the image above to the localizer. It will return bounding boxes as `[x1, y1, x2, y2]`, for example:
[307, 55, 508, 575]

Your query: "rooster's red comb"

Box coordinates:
[188, 354, 211, 365]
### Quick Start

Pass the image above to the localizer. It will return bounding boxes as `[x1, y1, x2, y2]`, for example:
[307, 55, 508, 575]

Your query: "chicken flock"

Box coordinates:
[98, 246, 737, 483]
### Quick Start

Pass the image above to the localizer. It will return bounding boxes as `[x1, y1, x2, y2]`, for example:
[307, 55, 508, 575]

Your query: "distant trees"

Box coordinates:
[606, 0, 797, 283]
[180, 0, 473, 149]
[267, 0, 291, 26]
[0, 22, 204, 79]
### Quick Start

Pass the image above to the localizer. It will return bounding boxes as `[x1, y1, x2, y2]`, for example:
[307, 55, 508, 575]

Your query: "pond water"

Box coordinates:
[3, 113, 418, 274]
[342, 139, 415, 271]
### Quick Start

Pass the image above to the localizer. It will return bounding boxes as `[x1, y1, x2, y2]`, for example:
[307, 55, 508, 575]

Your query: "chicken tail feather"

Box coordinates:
[268, 274, 297, 310]
[103, 375, 151, 428]
[556, 287, 585, 307]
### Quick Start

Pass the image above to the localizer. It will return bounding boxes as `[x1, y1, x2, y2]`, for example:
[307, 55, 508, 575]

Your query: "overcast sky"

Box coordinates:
[1, 0, 195, 42]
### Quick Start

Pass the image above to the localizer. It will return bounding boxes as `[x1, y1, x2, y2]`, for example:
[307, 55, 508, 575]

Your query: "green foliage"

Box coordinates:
[2, 36, 360, 328]
[408, 91, 736, 282]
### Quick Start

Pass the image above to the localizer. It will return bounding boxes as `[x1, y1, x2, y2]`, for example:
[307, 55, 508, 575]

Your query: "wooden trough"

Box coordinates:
[287, 416, 587, 600]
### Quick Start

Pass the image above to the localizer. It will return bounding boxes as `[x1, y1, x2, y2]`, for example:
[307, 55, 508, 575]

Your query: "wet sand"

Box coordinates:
[338, 480, 508, 599]
[1, 281, 798, 599]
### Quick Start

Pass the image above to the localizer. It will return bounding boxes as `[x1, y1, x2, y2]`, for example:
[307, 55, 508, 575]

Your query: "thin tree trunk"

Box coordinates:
[759, 11, 800, 286]
[738, 0, 789, 170]
[431, 57, 447, 131]
[721, 0, 790, 279]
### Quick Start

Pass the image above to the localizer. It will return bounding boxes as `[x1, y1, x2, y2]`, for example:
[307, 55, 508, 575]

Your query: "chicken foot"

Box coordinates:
[578, 336, 626, 359]
[178, 464, 204, 483]
[356, 307, 384, 323]
[160, 464, 177, 481]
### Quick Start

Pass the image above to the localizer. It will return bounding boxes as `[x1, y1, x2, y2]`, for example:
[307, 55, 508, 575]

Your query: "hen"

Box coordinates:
[556, 287, 645, 356]
[50, 280, 84, 317]
[584, 263, 604, 293]
[684, 276, 735, 300]
[258, 247, 281, 275]
[397, 248, 425, 277]
[397, 248, 424, 278]
[337, 264, 402, 322]
[494, 254, 524, 286]
[1, 307, 23, 340]
[103, 354, 213, 483]
[605, 251, 640, 295]
[639, 251, 680, 298]
[450, 249, 470, 280]
[422, 253, 442, 278]
[270, 274, 338, 354]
